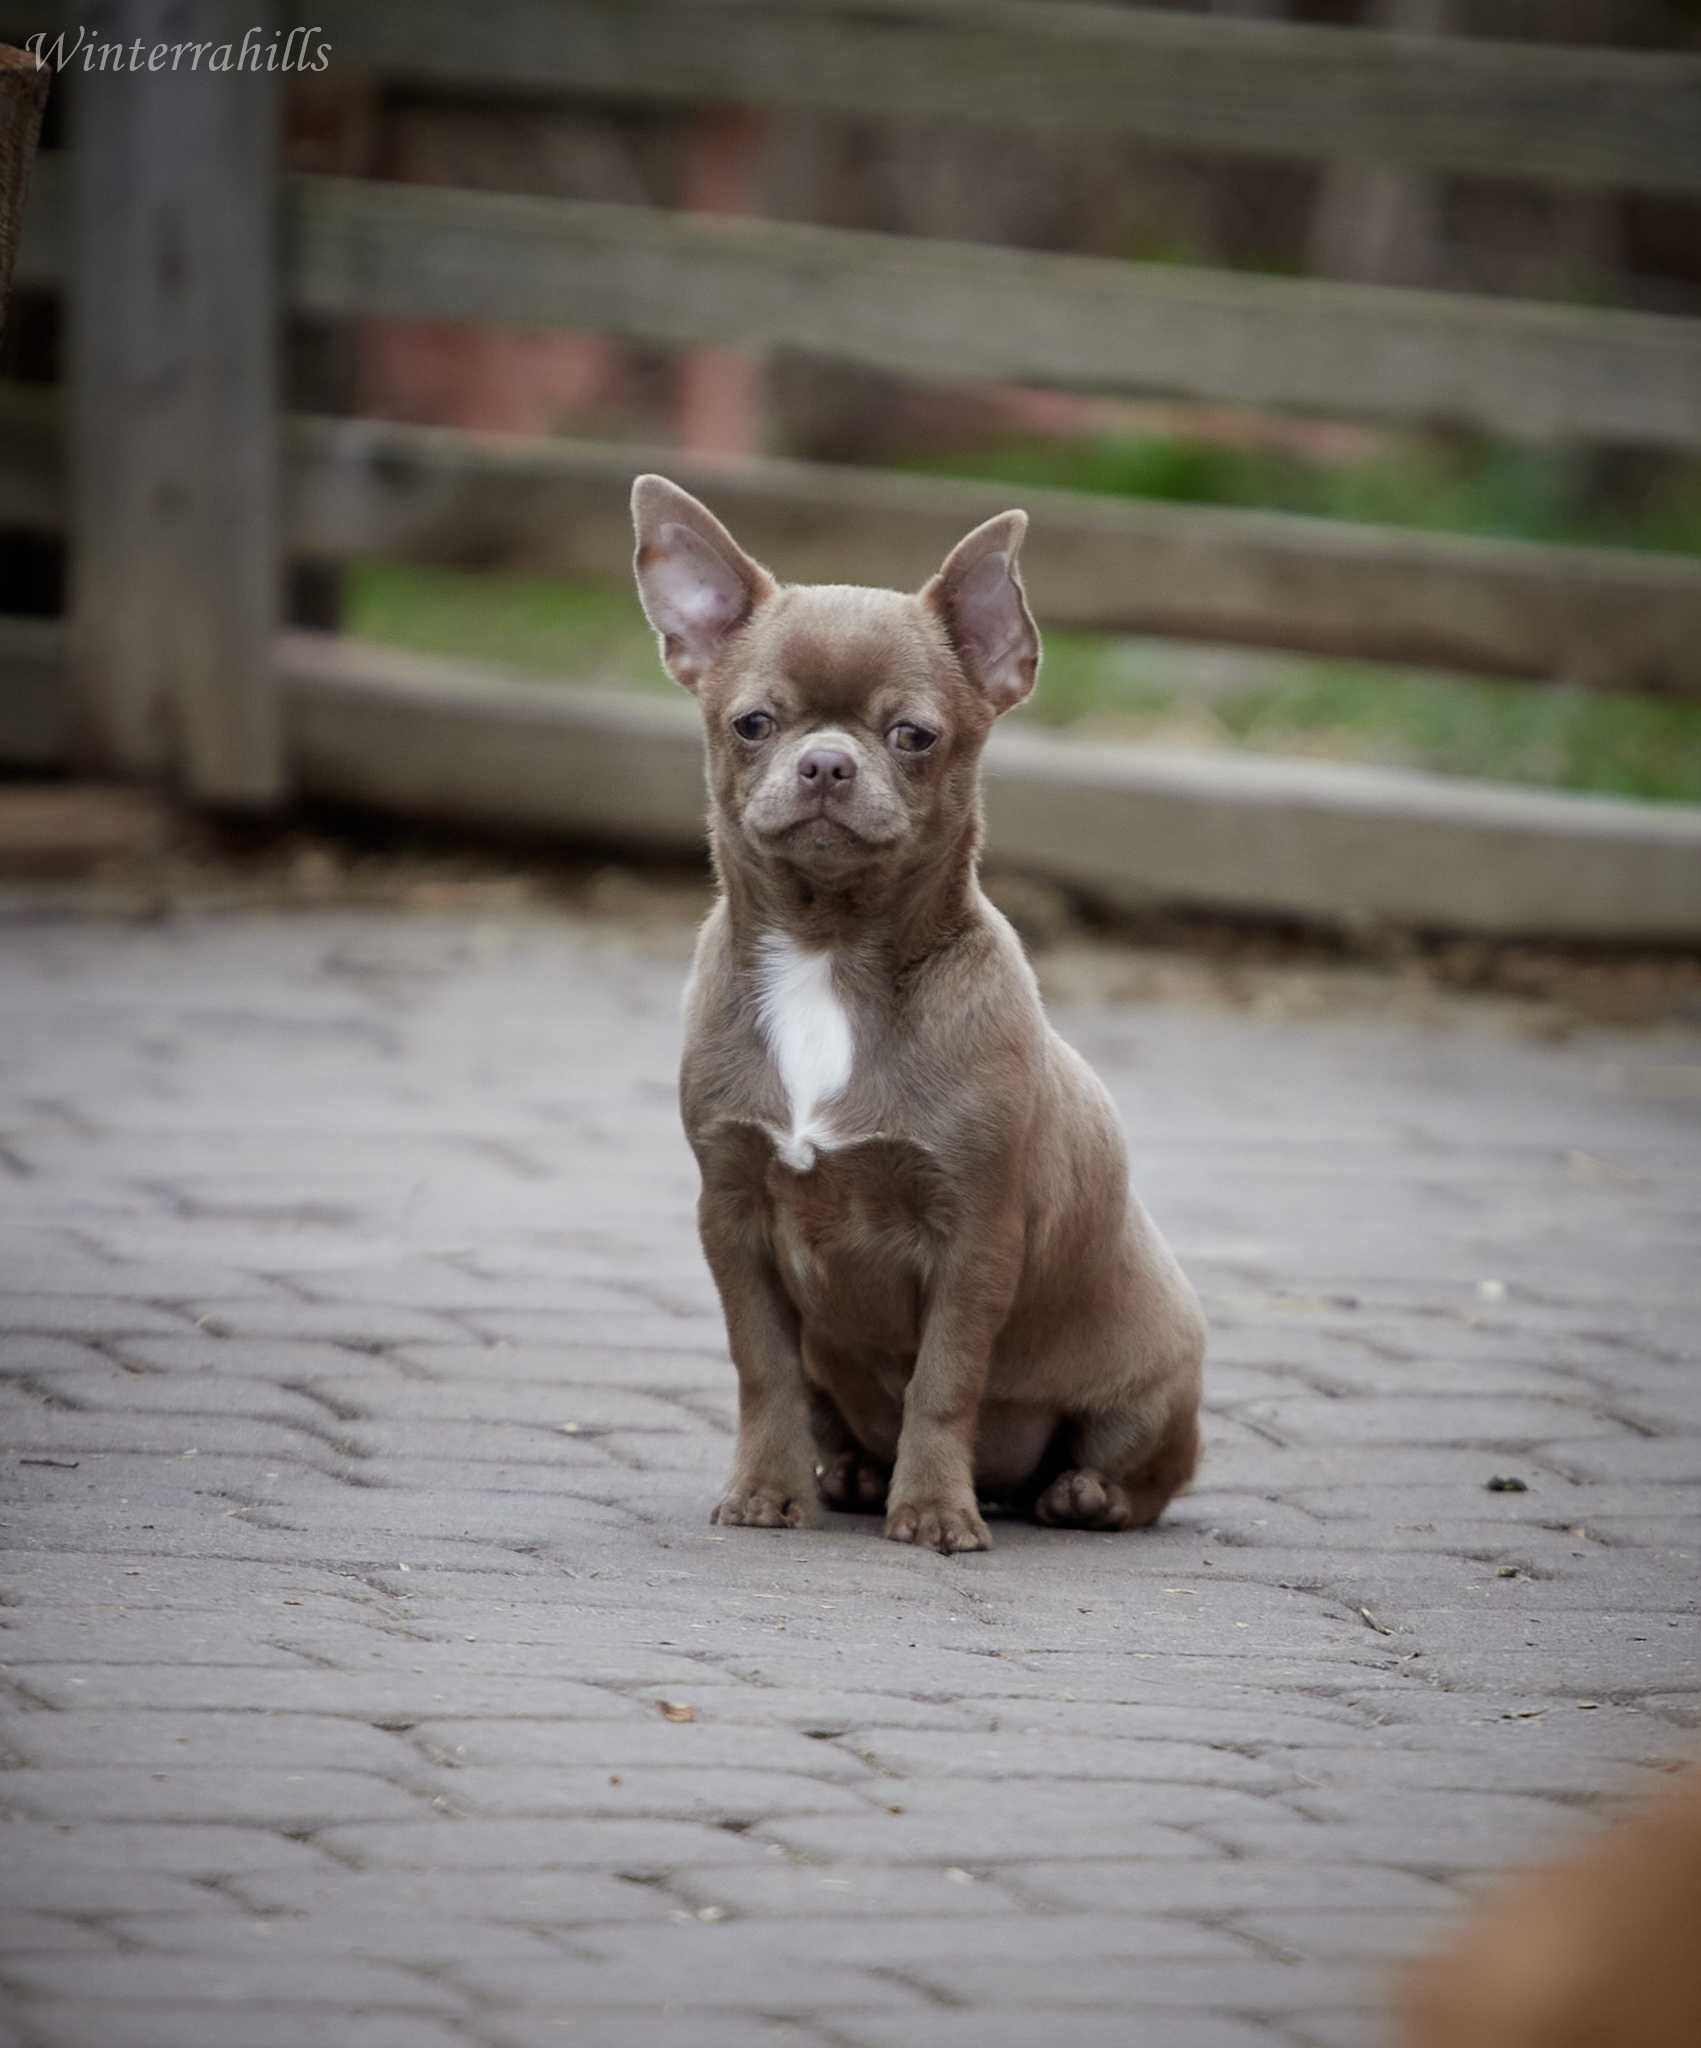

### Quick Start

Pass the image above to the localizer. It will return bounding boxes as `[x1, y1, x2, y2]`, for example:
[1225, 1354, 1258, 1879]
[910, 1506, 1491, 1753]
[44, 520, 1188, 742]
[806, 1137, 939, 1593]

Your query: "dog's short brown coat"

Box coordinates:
[632, 475, 1205, 1552]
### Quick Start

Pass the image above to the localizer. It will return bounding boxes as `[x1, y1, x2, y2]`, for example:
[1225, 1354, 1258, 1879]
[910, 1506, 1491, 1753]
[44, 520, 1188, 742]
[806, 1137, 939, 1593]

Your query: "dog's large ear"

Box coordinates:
[923, 510, 1039, 713]
[631, 475, 774, 691]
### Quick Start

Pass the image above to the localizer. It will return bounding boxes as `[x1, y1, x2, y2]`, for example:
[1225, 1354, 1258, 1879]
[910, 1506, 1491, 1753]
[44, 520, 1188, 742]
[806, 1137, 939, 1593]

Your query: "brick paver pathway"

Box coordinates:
[2, 906, 1697, 2048]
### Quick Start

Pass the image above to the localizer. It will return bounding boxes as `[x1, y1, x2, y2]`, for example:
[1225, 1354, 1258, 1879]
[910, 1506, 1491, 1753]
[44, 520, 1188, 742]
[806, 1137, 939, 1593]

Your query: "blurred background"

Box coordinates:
[2, 0, 1700, 933]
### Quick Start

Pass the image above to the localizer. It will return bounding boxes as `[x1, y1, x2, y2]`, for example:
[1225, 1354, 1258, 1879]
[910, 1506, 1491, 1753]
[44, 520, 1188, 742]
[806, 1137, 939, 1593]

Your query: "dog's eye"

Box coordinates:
[732, 711, 775, 743]
[888, 723, 938, 755]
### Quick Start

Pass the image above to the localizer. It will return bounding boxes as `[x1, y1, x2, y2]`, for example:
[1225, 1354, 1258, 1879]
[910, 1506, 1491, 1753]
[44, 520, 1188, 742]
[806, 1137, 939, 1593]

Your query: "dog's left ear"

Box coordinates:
[923, 510, 1039, 713]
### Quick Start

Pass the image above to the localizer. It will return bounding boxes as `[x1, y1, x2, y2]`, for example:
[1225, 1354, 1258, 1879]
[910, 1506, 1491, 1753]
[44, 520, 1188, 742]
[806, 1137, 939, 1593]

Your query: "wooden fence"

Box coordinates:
[2, 0, 1700, 925]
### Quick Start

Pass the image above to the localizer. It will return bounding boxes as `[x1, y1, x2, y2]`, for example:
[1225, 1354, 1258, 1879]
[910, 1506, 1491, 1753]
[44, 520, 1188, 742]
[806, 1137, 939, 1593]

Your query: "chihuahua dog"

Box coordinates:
[631, 475, 1205, 1553]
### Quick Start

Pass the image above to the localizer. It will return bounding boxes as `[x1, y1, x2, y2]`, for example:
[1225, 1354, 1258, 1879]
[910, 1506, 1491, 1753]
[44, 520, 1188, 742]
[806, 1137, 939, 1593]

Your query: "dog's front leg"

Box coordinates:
[886, 1226, 1019, 1555]
[699, 1193, 815, 1530]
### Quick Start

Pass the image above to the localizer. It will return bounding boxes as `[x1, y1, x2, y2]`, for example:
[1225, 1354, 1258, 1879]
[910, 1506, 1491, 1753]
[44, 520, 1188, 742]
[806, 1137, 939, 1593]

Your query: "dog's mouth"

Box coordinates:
[782, 810, 861, 842]
[753, 805, 886, 851]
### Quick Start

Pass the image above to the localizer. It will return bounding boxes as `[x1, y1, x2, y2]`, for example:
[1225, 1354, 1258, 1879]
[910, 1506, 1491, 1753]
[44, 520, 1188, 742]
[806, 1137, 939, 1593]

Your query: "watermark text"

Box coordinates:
[26, 25, 331, 74]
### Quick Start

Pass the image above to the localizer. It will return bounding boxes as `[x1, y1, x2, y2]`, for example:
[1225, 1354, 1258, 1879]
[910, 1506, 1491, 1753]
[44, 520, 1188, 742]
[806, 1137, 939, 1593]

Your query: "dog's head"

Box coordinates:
[631, 475, 1039, 886]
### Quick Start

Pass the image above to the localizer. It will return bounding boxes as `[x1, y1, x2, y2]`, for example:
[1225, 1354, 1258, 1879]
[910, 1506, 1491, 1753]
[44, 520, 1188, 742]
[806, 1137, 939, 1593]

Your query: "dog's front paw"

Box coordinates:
[712, 1486, 806, 1530]
[885, 1495, 991, 1555]
[817, 1453, 890, 1514]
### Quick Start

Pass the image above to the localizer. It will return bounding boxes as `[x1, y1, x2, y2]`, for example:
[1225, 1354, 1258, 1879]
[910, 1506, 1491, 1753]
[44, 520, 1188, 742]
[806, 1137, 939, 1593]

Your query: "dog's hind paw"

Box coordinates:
[817, 1453, 890, 1513]
[1033, 1467, 1136, 1531]
[712, 1486, 805, 1530]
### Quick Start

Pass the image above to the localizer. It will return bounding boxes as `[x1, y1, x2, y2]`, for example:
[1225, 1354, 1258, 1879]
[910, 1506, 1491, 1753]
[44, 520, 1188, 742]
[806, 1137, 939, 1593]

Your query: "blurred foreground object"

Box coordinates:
[0, 43, 48, 336]
[1403, 1766, 1701, 2048]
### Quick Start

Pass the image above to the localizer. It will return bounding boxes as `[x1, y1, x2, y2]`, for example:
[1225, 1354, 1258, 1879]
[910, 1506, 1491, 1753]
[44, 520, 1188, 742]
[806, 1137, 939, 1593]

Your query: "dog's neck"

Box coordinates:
[714, 805, 983, 976]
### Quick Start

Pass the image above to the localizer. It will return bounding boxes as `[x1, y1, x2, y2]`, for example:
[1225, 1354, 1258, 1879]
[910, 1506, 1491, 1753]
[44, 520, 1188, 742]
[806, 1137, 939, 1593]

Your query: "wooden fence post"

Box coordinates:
[0, 43, 50, 340]
[70, 0, 282, 805]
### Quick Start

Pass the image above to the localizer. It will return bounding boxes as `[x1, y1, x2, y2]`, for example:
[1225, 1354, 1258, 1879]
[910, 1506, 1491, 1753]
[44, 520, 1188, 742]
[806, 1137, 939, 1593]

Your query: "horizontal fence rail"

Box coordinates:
[6, 613, 1700, 939]
[296, 180, 1701, 452]
[20, 167, 1701, 448]
[314, 0, 1701, 194]
[6, 385, 1701, 695]
[19, 157, 1701, 454]
[284, 423, 1701, 697]
[284, 176, 1698, 456]
[15, 0, 1701, 192]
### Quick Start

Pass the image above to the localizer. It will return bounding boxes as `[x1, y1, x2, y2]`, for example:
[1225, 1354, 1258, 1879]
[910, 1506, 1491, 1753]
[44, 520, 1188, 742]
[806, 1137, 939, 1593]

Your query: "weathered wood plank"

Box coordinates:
[22, 156, 1701, 449]
[0, 42, 50, 336]
[313, 0, 1701, 195]
[68, 0, 283, 806]
[0, 614, 68, 766]
[9, 130, 63, 286]
[11, 615, 1701, 934]
[278, 630, 1701, 942]
[0, 377, 58, 528]
[280, 415, 1701, 697]
[8, 387, 1701, 694]
[0, 780, 171, 873]
[288, 178, 1701, 452]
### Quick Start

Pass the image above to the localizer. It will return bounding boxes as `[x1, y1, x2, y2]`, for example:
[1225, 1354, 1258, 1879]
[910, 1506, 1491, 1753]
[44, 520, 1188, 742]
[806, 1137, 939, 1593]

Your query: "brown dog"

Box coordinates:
[631, 476, 1205, 1553]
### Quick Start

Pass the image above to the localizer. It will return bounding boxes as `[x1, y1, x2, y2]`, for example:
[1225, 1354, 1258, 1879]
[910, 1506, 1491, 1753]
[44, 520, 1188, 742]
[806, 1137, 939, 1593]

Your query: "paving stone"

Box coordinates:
[489, 2021, 821, 2048]
[669, 1862, 1032, 1920]
[225, 1865, 681, 1925]
[896, 1955, 1360, 2013]
[111, 1909, 565, 1964]
[756, 1809, 1211, 1864]
[840, 2019, 1276, 2048]
[0, 1914, 125, 1955]
[1238, 1908, 1464, 1963]
[0, 1410, 336, 1463]
[446, 1951, 924, 2013]
[4, 1710, 413, 1772]
[444, 1763, 873, 1822]
[0, 2012, 474, 2048]
[0, 1953, 462, 2010]
[0, 1823, 341, 1889]
[178, 1300, 475, 1345]
[1282, 2015, 1400, 2048]
[0, 1336, 116, 1376]
[851, 1730, 1297, 1791]
[1236, 1394, 1634, 1445]
[1205, 1795, 1581, 1873]
[315, 1817, 784, 1870]
[4, 1766, 433, 1828]
[394, 1343, 724, 1390]
[0, 1297, 197, 1337]
[4, 1664, 656, 1718]
[1012, 1860, 1457, 1916]
[572, 1911, 1254, 1976]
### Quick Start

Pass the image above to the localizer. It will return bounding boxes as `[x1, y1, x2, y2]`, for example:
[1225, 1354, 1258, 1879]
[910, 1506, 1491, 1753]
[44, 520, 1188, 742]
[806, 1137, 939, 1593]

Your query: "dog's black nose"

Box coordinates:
[797, 747, 858, 789]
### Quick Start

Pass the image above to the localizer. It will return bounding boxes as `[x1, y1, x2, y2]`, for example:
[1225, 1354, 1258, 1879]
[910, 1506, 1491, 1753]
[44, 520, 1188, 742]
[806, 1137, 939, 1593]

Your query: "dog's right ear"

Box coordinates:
[922, 509, 1039, 714]
[631, 476, 774, 691]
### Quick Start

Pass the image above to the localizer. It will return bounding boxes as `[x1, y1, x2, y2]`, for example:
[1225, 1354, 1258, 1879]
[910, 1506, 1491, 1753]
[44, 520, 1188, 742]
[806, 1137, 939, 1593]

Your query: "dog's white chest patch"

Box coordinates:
[754, 935, 853, 1173]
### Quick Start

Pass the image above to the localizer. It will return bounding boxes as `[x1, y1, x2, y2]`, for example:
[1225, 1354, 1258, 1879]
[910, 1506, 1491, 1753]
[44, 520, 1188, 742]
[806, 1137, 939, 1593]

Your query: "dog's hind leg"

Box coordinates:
[809, 1382, 891, 1512]
[802, 1340, 894, 1513]
[1033, 1397, 1200, 1532]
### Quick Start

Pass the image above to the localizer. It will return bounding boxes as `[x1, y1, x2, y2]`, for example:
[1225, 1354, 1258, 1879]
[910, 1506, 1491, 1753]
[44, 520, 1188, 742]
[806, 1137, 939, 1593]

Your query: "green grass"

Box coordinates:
[345, 557, 1701, 805]
[902, 433, 1701, 558]
[1035, 635, 1701, 805]
[346, 568, 650, 683]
